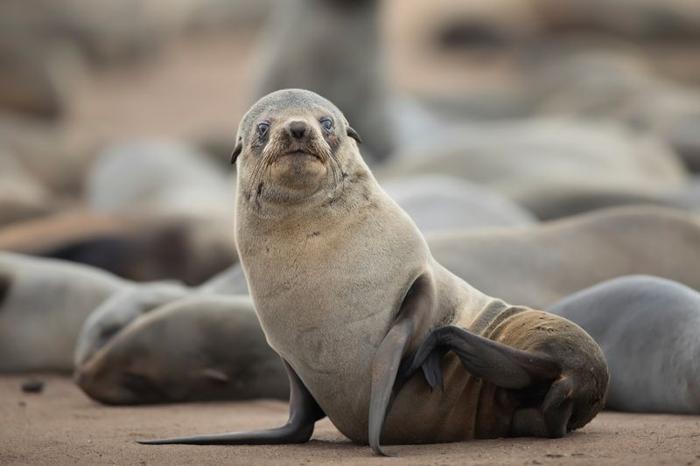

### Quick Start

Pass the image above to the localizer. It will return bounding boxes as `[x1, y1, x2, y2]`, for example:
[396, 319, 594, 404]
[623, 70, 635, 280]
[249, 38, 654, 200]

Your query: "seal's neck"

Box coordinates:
[235, 155, 377, 229]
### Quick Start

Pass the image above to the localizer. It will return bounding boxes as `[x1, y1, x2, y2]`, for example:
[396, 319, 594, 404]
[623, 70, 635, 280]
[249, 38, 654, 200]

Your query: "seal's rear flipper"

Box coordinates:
[369, 273, 436, 457]
[399, 324, 573, 438]
[401, 325, 561, 390]
[138, 359, 325, 445]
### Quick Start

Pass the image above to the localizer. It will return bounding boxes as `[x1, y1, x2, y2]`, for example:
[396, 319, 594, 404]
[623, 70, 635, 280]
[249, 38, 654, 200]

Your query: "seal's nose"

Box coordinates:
[287, 120, 308, 140]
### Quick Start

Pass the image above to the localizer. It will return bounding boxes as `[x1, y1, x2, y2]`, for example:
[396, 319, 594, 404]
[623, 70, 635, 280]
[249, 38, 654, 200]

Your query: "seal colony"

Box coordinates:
[140, 89, 609, 455]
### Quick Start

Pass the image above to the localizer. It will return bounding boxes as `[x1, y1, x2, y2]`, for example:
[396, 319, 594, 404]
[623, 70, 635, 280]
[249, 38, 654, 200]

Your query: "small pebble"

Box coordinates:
[21, 379, 45, 394]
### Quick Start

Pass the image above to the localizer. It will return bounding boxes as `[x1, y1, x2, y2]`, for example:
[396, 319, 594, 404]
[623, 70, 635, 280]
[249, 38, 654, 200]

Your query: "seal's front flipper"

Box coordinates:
[403, 325, 561, 390]
[369, 273, 436, 456]
[138, 359, 325, 445]
[511, 375, 574, 438]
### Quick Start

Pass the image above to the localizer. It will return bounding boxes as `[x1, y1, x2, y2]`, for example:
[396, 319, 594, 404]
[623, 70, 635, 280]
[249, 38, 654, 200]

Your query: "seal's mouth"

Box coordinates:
[280, 149, 324, 162]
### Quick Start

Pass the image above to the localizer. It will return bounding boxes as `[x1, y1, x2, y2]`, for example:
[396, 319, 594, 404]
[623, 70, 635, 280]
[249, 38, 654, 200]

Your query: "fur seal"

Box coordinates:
[86, 140, 234, 219]
[427, 206, 700, 310]
[76, 294, 288, 405]
[82, 141, 238, 283]
[382, 175, 536, 232]
[513, 186, 676, 221]
[0, 252, 125, 372]
[0, 147, 55, 226]
[547, 275, 700, 414]
[74, 281, 189, 368]
[380, 118, 688, 220]
[141, 89, 608, 454]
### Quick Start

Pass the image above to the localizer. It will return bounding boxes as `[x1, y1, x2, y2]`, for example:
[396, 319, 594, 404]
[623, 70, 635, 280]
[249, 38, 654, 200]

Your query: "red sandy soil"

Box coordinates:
[1, 375, 699, 465]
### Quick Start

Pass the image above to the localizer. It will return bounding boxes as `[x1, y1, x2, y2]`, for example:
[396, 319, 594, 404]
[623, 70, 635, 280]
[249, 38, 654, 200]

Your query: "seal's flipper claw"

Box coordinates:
[370, 442, 391, 457]
[140, 360, 325, 446]
[369, 273, 436, 457]
[421, 348, 445, 391]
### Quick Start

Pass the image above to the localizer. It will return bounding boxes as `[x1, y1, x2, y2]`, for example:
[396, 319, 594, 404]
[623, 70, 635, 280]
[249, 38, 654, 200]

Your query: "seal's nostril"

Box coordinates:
[288, 121, 308, 140]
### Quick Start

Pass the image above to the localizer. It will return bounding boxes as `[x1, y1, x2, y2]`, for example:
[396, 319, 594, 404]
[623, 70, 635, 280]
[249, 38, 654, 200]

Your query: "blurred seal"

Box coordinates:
[0, 210, 235, 286]
[75, 295, 288, 405]
[548, 275, 700, 414]
[382, 175, 536, 233]
[74, 281, 189, 368]
[254, 0, 393, 163]
[0, 252, 124, 372]
[428, 206, 700, 309]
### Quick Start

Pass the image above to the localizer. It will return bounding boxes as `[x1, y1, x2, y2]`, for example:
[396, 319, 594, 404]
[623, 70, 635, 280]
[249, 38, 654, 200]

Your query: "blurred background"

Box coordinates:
[1, 0, 700, 284]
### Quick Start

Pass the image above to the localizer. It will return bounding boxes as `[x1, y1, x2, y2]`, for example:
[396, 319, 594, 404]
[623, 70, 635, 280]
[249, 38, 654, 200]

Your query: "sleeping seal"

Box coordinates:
[140, 89, 608, 455]
[74, 281, 189, 368]
[75, 295, 288, 405]
[548, 275, 700, 414]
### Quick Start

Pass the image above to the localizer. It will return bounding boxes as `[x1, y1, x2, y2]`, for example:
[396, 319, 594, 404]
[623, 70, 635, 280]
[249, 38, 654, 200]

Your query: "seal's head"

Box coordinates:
[231, 89, 363, 207]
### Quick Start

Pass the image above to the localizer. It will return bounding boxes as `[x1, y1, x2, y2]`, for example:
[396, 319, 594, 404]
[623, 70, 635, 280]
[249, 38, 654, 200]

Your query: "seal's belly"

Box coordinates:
[248, 266, 414, 439]
[298, 305, 524, 444]
[322, 352, 513, 445]
[259, 296, 395, 439]
[241, 215, 432, 438]
[383, 355, 490, 443]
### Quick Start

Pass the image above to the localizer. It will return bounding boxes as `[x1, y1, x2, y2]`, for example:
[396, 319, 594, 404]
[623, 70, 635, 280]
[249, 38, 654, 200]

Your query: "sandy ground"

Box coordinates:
[1, 375, 699, 465]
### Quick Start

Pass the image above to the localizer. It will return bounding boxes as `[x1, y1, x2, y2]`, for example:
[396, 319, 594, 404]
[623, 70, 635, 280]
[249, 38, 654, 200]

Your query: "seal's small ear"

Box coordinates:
[230, 138, 243, 164]
[347, 126, 362, 144]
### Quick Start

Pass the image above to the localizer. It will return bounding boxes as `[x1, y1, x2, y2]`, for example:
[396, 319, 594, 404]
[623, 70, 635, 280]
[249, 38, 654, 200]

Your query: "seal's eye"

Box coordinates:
[257, 122, 270, 137]
[320, 117, 334, 131]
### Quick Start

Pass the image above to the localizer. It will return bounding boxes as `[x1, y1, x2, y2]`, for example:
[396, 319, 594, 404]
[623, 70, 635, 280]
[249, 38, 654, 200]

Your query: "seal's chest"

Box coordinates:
[246, 235, 408, 369]
[292, 308, 388, 373]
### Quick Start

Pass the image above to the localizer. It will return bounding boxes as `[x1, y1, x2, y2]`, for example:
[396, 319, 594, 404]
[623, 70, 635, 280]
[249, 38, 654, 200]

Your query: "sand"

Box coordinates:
[1, 375, 699, 465]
